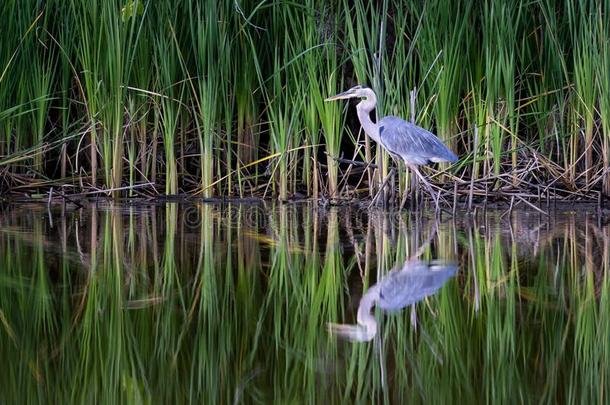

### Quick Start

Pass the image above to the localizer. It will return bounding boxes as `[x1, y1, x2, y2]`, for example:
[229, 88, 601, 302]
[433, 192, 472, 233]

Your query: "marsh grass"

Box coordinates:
[0, 0, 609, 202]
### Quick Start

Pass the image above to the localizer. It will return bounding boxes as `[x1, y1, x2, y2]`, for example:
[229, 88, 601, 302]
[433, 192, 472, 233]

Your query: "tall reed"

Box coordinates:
[598, 3, 610, 194]
[567, 0, 598, 187]
[342, 0, 391, 197]
[187, 1, 227, 197]
[482, 0, 522, 178]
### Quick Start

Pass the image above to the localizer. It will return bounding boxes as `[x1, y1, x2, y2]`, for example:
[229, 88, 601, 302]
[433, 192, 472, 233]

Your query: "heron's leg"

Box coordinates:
[409, 165, 439, 210]
[414, 166, 452, 207]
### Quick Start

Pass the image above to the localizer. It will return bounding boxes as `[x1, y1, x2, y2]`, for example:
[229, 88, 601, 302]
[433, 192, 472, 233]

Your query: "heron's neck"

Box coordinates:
[355, 285, 380, 341]
[356, 89, 380, 144]
[328, 285, 379, 342]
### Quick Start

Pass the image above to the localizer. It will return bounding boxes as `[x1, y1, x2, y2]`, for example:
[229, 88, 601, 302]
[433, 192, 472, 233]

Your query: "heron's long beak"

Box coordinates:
[327, 322, 376, 342]
[325, 90, 354, 102]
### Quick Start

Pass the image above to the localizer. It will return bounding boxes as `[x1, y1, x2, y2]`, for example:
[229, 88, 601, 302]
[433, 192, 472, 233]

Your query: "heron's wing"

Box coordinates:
[378, 116, 457, 164]
[377, 261, 457, 311]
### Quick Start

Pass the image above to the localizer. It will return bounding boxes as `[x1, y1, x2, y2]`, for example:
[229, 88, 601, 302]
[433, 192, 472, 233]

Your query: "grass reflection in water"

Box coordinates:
[0, 203, 608, 403]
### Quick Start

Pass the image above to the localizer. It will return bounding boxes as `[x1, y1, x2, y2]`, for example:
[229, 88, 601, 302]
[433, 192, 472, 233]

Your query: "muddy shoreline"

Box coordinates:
[2, 194, 609, 216]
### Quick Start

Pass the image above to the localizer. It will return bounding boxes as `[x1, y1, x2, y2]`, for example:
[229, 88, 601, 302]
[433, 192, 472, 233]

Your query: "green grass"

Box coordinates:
[0, 0, 610, 199]
[597, 2, 610, 195]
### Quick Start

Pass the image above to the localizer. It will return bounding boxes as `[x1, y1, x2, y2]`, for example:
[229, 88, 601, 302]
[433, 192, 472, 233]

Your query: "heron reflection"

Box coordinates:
[329, 259, 457, 342]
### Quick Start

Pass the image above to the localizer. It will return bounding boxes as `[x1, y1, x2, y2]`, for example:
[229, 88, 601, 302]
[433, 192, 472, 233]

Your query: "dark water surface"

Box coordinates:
[0, 202, 608, 403]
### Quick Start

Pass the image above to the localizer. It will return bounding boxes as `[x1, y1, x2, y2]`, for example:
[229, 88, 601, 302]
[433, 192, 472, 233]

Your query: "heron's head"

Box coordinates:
[325, 85, 369, 101]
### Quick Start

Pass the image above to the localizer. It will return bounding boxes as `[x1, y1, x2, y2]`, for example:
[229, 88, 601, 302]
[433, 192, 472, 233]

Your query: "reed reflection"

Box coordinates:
[1, 203, 609, 403]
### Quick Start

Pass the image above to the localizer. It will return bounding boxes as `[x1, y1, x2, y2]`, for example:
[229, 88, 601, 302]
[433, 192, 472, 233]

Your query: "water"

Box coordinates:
[0, 202, 608, 403]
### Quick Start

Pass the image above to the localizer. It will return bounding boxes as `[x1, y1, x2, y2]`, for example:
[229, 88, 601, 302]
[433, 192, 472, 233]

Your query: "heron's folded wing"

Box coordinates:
[378, 116, 457, 164]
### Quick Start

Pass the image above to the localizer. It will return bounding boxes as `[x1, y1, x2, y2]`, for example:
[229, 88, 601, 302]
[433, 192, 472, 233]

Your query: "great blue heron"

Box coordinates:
[328, 259, 457, 342]
[325, 85, 458, 209]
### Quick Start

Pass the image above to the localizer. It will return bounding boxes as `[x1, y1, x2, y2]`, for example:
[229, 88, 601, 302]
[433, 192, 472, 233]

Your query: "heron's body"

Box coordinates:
[328, 259, 457, 342]
[379, 116, 458, 165]
[377, 259, 457, 311]
[326, 85, 458, 208]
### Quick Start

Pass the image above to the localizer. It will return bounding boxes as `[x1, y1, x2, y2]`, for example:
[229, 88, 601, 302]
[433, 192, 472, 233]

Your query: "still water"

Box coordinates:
[0, 202, 608, 403]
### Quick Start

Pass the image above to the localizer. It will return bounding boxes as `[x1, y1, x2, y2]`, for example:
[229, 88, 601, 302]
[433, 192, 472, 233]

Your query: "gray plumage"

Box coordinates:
[377, 259, 457, 312]
[379, 116, 458, 166]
